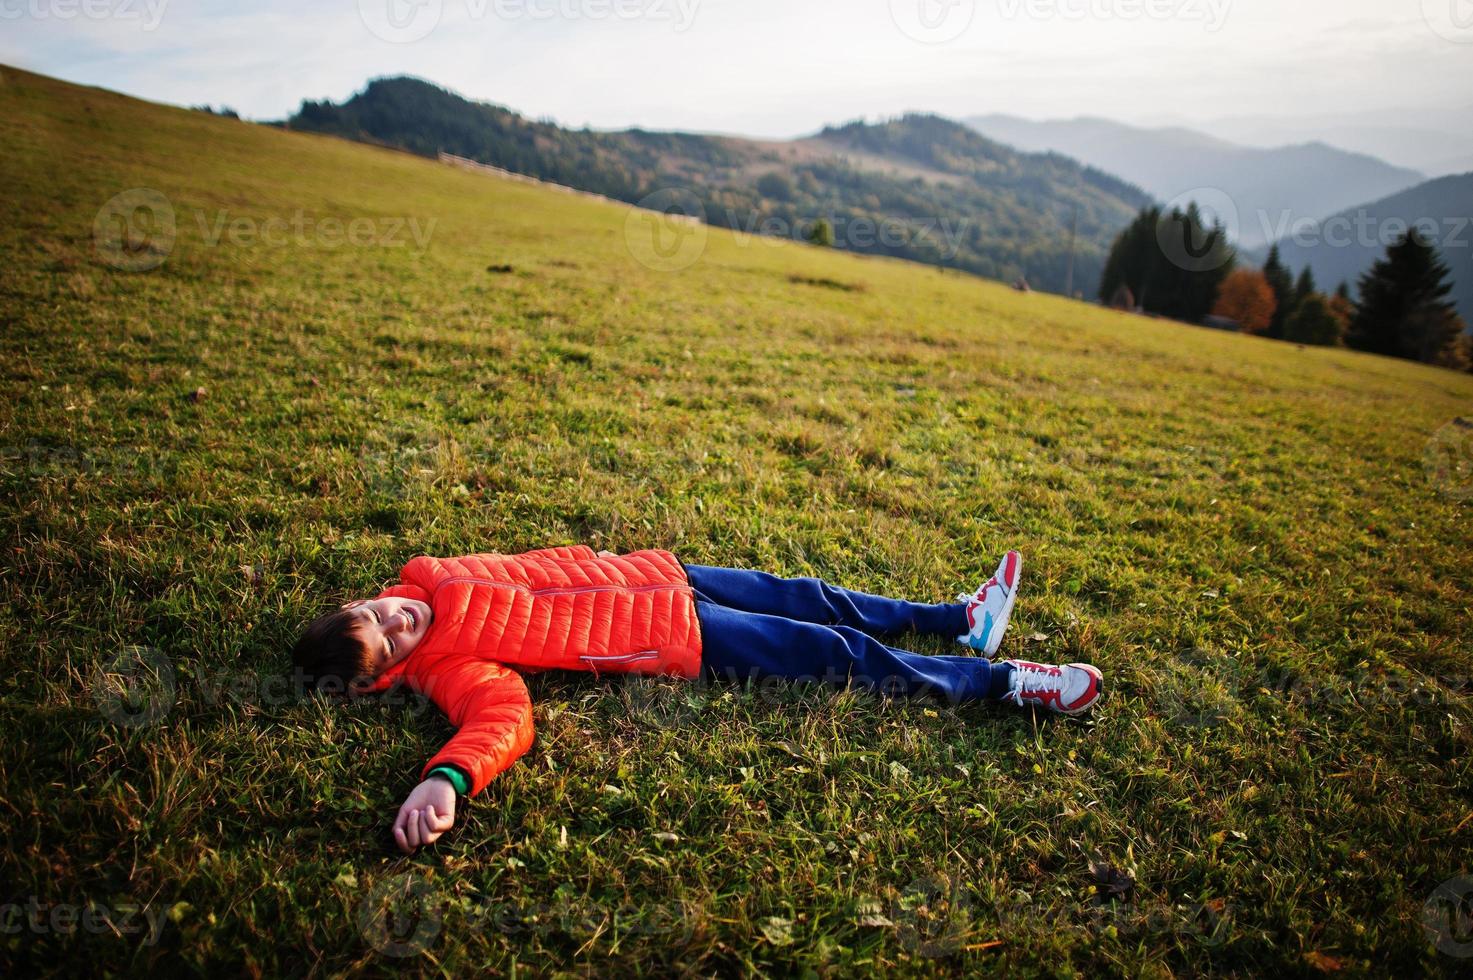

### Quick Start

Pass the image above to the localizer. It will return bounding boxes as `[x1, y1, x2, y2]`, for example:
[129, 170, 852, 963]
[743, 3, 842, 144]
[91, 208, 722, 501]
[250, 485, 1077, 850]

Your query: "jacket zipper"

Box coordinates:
[434, 575, 688, 598]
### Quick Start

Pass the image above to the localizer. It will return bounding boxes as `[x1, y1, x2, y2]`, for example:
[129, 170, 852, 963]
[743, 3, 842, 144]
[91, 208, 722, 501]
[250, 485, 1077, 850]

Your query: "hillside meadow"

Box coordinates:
[2, 66, 1472, 976]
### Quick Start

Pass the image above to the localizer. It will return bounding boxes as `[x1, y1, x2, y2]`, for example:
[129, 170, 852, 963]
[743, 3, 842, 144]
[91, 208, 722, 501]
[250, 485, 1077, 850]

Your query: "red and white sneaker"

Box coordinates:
[956, 550, 1022, 658]
[1000, 660, 1103, 715]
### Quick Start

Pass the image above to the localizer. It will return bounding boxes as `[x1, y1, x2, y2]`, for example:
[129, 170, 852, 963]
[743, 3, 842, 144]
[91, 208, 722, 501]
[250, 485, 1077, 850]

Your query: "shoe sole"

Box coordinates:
[983, 551, 1022, 658]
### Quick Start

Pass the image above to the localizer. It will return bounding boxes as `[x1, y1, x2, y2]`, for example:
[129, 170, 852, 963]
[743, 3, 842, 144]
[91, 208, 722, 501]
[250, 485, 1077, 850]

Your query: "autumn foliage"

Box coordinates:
[1212, 268, 1277, 334]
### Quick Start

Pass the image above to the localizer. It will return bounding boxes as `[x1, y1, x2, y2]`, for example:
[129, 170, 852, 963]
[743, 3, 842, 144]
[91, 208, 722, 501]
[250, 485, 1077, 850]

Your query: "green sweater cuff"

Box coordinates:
[427, 765, 470, 797]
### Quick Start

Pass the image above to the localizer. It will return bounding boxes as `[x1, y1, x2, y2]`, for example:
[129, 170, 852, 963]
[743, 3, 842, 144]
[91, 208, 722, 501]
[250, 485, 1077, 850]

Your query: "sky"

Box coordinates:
[4, 0, 1472, 145]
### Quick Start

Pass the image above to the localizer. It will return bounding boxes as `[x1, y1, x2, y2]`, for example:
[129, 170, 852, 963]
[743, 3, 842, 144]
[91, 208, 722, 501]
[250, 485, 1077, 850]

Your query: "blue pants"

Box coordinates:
[685, 565, 1014, 703]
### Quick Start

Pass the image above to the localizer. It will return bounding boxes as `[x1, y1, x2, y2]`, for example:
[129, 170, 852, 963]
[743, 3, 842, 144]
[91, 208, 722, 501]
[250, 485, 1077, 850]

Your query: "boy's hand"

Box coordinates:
[392, 778, 457, 853]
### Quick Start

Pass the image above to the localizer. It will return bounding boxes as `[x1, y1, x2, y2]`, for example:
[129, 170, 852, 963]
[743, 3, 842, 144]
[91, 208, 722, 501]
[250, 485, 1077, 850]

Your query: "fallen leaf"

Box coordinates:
[761, 916, 795, 946]
[1304, 951, 1343, 972]
[771, 739, 806, 760]
[1090, 858, 1136, 900]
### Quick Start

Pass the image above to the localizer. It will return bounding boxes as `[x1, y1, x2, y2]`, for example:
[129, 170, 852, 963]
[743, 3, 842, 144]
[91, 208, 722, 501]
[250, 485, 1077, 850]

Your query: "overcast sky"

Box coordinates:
[5, 0, 1472, 141]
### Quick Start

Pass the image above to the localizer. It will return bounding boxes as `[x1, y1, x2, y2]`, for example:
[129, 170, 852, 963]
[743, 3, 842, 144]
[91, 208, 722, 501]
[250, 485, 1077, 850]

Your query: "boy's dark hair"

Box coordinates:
[292, 607, 374, 696]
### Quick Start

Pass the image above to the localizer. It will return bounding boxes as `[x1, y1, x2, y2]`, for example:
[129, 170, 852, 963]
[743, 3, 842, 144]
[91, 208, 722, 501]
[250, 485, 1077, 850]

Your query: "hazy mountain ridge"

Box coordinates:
[285, 77, 1153, 297]
[1269, 172, 1473, 325]
[965, 113, 1425, 249]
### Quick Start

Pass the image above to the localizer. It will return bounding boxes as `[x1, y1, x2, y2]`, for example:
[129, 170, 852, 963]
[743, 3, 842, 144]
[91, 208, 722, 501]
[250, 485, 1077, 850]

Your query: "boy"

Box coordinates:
[292, 546, 1102, 853]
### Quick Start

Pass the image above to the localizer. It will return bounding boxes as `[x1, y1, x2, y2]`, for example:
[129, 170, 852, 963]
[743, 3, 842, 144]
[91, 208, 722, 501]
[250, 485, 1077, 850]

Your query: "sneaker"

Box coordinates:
[956, 550, 1022, 657]
[1000, 660, 1103, 715]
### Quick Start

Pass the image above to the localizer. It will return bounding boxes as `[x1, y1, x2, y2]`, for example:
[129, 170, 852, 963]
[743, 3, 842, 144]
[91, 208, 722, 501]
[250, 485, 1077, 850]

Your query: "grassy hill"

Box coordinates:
[286, 76, 1151, 298]
[3, 64, 1473, 975]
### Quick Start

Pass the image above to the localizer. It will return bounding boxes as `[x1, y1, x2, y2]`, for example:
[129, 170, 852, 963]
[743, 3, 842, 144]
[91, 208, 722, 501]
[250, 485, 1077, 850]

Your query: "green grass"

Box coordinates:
[3, 65, 1472, 976]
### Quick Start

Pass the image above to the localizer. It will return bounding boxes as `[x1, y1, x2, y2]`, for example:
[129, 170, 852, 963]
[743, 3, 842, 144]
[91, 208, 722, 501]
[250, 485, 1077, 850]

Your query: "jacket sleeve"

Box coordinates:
[519, 545, 598, 561]
[419, 658, 535, 796]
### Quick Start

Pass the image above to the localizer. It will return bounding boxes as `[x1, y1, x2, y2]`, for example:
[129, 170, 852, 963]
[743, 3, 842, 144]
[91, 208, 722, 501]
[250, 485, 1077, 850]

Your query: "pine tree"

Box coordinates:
[1294, 266, 1316, 306]
[1347, 231, 1463, 363]
[1284, 293, 1343, 346]
[1099, 205, 1234, 323]
[1262, 245, 1294, 339]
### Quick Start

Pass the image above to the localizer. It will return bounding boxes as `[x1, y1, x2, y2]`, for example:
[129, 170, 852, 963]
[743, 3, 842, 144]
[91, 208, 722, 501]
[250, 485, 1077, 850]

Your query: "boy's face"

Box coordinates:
[340, 596, 433, 676]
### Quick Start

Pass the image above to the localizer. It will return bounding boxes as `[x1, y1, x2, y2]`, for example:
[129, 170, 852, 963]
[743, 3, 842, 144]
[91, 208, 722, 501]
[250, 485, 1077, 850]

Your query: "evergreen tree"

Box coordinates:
[1262, 245, 1294, 339]
[1099, 205, 1235, 323]
[1294, 266, 1316, 306]
[805, 218, 835, 247]
[1347, 231, 1463, 363]
[1283, 293, 1343, 346]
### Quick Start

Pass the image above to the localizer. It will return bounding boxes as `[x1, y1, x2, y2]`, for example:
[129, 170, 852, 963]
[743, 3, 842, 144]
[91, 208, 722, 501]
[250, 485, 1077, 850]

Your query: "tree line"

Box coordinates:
[1100, 205, 1471, 371]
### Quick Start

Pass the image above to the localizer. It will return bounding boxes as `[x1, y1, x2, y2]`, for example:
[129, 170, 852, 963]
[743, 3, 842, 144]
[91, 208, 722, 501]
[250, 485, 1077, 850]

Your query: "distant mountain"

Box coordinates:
[965, 114, 1424, 249]
[285, 77, 1153, 297]
[1269, 172, 1473, 326]
[1206, 105, 1473, 178]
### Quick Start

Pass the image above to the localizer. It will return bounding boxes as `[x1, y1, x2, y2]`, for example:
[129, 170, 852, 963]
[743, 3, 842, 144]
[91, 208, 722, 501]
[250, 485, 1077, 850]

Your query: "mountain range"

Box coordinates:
[284, 78, 1469, 320]
[1269, 172, 1473, 325]
[1203, 105, 1473, 178]
[283, 77, 1153, 298]
[965, 114, 1426, 250]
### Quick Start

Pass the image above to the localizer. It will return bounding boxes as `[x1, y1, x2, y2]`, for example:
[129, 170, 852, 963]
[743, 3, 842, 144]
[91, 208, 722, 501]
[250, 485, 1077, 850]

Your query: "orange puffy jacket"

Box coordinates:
[365, 545, 702, 795]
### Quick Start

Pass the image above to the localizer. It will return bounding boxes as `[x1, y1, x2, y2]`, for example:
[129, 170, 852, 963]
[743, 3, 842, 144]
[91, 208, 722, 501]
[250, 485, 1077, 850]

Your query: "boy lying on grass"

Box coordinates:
[292, 546, 1103, 853]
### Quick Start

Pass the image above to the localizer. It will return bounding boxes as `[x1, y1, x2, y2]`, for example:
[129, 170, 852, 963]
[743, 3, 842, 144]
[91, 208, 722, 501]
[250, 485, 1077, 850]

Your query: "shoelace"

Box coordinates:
[959, 577, 1001, 607]
[1008, 664, 1063, 705]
